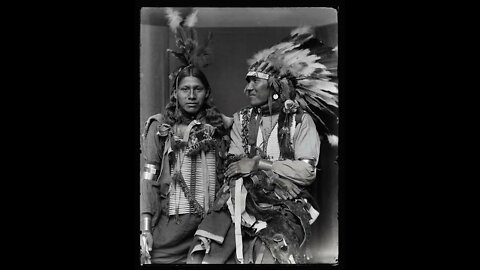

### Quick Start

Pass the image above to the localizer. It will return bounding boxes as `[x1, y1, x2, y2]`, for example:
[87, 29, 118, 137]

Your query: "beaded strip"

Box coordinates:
[189, 155, 197, 213]
[240, 107, 252, 155]
[172, 171, 204, 217]
[277, 112, 295, 160]
[184, 138, 217, 156]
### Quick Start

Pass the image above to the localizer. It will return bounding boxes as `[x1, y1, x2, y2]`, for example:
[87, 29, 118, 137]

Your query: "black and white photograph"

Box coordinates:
[139, 7, 339, 265]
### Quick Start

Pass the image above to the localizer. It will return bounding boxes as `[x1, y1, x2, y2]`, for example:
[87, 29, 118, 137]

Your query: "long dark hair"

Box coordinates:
[164, 66, 225, 134]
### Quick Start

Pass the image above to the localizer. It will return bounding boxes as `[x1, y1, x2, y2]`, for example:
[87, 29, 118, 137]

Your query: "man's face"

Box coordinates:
[175, 76, 209, 115]
[245, 76, 270, 106]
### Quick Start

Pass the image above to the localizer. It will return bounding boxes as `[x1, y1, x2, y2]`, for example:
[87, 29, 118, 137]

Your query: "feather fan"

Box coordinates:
[165, 7, 212, 77]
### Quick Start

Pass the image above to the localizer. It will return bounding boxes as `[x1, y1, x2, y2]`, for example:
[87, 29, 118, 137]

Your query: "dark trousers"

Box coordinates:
[150, 213, 203, 264]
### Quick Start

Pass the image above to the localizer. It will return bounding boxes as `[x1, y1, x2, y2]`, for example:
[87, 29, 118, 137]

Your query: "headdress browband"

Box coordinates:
[245, 71, 270, 80]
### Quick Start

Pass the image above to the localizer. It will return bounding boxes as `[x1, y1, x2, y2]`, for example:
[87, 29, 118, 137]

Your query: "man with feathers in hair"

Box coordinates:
[187, 26, 338, 264]
[139, 8, 233, 264]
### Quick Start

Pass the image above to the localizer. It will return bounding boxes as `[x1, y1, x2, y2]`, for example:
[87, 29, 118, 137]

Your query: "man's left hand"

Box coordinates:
[273, 175, 301, 200]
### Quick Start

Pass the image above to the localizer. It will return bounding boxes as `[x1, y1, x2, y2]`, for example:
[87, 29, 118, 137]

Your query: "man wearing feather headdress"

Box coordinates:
[187, 26, 338, 264]
[139, 8, 233, 264]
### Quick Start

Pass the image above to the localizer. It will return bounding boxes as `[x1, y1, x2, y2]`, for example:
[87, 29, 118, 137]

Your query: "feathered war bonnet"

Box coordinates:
[165, 8, 212, 89]
[246, 26, 339, 146]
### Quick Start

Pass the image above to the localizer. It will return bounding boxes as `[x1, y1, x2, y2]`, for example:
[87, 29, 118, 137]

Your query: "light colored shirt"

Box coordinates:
[228, 110, 321, 185]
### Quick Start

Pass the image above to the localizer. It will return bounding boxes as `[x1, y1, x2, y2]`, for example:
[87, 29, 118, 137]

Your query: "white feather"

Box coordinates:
[280, 50, 323, 77]
[297, 85, 338, 107]
[282, 50, 309, 67]
[246, 58, 256, 66]
[299, 79, 338, 94]
[290, 26, 313, 37]
[184, 9, 198, 27]
[247, 41, 299, 67]
[247, 47, 276, 66]
[271, 41, 297, 53]
[165, 8, 182, 33]
[327, 134, 338, 146]
[298, 58, 324, 77]
[319, 69, 333, 76]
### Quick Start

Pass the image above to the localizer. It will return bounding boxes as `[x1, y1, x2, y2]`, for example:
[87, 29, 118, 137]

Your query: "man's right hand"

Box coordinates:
[140, 231, 153, 265]
[273, 175, 301, 200]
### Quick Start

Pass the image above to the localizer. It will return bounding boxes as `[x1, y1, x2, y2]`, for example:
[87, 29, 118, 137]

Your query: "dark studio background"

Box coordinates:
[7, 0, 456, 269]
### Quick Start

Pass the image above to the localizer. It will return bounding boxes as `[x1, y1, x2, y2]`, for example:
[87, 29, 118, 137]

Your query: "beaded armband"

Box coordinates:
[298, 158, 316, 168]
[142, 164, 160, 181]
